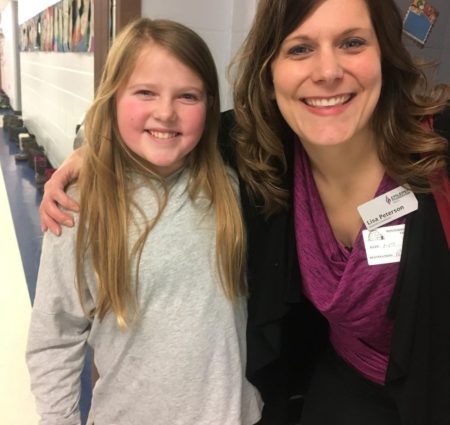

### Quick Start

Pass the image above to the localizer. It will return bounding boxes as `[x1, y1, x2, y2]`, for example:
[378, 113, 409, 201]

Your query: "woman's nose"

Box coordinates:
[311, 48, 344, 83]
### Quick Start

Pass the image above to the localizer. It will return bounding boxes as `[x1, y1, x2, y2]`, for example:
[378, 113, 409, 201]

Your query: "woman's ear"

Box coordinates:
[268, 67, 276, 100]
[269, 88, 276, 100]
[269, 81, 276, 100]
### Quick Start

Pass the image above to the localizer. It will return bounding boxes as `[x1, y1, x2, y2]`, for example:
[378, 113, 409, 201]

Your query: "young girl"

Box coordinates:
[26, 18, 262, 425]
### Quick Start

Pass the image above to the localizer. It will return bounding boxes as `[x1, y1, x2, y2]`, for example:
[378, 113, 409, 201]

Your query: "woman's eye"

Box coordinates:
[342, 38, 366, 49]
[287, 45, 313, 56]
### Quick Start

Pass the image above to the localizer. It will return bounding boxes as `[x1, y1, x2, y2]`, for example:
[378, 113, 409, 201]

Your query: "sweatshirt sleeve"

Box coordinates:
[26, 219, 93, 425]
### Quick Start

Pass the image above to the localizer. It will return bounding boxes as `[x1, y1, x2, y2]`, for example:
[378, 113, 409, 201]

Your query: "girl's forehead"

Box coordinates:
[136, 44, 187, 71]
[121, 45, 205, 92]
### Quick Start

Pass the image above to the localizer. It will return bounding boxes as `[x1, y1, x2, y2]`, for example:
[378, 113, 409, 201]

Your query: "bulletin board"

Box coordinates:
[20, 0, 94, 52]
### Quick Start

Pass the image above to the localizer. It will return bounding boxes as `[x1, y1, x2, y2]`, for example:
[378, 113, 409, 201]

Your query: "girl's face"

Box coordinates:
[116, 43, 207, 176]
[271, 0, 382, 150]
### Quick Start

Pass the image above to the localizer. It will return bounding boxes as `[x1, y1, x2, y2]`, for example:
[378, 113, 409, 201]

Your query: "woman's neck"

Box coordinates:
[300, 134, 386, 248]
[301, 134, 384, 194]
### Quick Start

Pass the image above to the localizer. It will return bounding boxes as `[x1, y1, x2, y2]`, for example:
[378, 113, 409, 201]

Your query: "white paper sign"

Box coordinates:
[362, 224, 405, 265]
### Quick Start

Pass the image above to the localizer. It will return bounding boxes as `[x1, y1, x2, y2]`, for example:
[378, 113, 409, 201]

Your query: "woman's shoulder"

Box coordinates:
[433, 106, 450, 141]
[432, 106, 450, 177]
[218, 109, 238, 169]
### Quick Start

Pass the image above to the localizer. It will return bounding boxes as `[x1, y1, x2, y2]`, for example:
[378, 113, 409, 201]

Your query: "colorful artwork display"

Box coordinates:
[403, 0, 439, 46]
[20, 0, 94, 52]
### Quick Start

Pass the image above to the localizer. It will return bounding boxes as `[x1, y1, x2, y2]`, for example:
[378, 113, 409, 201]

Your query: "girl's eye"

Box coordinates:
[136, 90, 155, 97]
[287, 45, 313, 56]
[180, 93, 199, 101]
[342, 38, 366, 49]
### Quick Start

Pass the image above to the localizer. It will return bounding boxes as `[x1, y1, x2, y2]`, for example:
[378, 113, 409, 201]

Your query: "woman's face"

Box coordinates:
[271, 0, 382, 149]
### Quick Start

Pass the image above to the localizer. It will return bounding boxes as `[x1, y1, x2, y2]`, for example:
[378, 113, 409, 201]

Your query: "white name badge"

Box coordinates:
[362, 224, 405, 265]
[357, 186, 418, 231]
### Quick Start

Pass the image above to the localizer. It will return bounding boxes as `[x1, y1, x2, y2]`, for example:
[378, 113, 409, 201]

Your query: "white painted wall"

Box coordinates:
[16, 0, 94, 167]
[20, 51, 93, 167]
[1, 1, 21, 110]
[18, 0, 60, 24]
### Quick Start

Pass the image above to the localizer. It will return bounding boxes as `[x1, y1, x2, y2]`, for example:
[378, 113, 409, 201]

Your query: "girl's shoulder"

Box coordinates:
[66, 182, 80, 200]
[65, 183, 81, 220]
[225, 165, 239, 188]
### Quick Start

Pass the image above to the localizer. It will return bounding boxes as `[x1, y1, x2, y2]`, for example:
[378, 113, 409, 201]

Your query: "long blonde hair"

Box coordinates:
[231, 0, 449, 216]
[76, 18, 246, 328]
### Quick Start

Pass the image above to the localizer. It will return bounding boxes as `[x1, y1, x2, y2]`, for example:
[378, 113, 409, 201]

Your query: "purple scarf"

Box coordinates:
[293, 142, 404, 384]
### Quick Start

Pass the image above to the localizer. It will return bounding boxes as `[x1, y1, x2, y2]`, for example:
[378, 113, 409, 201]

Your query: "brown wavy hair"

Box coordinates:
[76, 18, 246, 328]
[231, 0, 449, 216]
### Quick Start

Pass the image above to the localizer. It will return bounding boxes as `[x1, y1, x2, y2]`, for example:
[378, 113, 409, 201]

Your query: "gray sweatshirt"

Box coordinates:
[26, 169, 262, 425]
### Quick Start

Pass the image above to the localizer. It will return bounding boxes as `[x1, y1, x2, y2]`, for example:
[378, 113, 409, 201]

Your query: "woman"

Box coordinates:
[40, 0, 449, 424]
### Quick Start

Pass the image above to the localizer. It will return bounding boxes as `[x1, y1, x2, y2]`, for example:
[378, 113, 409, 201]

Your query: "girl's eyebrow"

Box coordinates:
[127, 82, 205, 93]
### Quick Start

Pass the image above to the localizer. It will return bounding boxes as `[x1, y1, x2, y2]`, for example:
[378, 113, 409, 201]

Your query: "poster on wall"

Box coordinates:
[403, 0, 439, 46]
[72, 0, 93, 51]
[19, 0, 94, 52]
[41, 7, 54, 51]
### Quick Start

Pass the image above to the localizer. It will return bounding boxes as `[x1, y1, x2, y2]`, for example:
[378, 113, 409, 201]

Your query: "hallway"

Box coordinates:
[0, 114, 40, 424]
[0, 113, 91, 424]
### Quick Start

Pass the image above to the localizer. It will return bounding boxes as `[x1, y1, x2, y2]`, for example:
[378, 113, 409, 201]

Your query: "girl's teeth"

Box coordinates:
[149, 131, 178, 139]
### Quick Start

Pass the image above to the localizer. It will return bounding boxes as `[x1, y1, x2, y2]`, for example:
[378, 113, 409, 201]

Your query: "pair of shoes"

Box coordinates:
[35, 173, 49, 186]
[10, 126, 28, 144]
[34, 154, 48, 175]
[3, 115, 23, 135]
[14, 152, 28, 161]
[19, 133, 35, 151]
[35, 167, 56, 187]
[15, 133, 36, 162]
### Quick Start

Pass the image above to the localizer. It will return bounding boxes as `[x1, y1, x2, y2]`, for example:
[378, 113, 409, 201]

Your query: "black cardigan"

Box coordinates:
[219, 109, 450, 425]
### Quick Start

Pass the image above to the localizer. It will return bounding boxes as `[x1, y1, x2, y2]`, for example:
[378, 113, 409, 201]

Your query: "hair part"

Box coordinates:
[76, 18, 246, 328]
[231, 0, 449, 215]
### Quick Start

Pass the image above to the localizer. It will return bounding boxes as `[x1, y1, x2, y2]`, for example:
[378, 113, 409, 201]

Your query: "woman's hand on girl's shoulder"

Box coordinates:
[40, 149, 83, 235]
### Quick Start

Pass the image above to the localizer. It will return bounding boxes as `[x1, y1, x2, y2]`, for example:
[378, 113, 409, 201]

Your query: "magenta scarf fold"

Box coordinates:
[293, 142, 404, 384]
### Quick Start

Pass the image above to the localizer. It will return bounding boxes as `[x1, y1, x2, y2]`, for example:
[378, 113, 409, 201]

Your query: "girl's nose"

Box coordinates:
[153, 98, 176, 122]
[311, 48, 344, 83]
